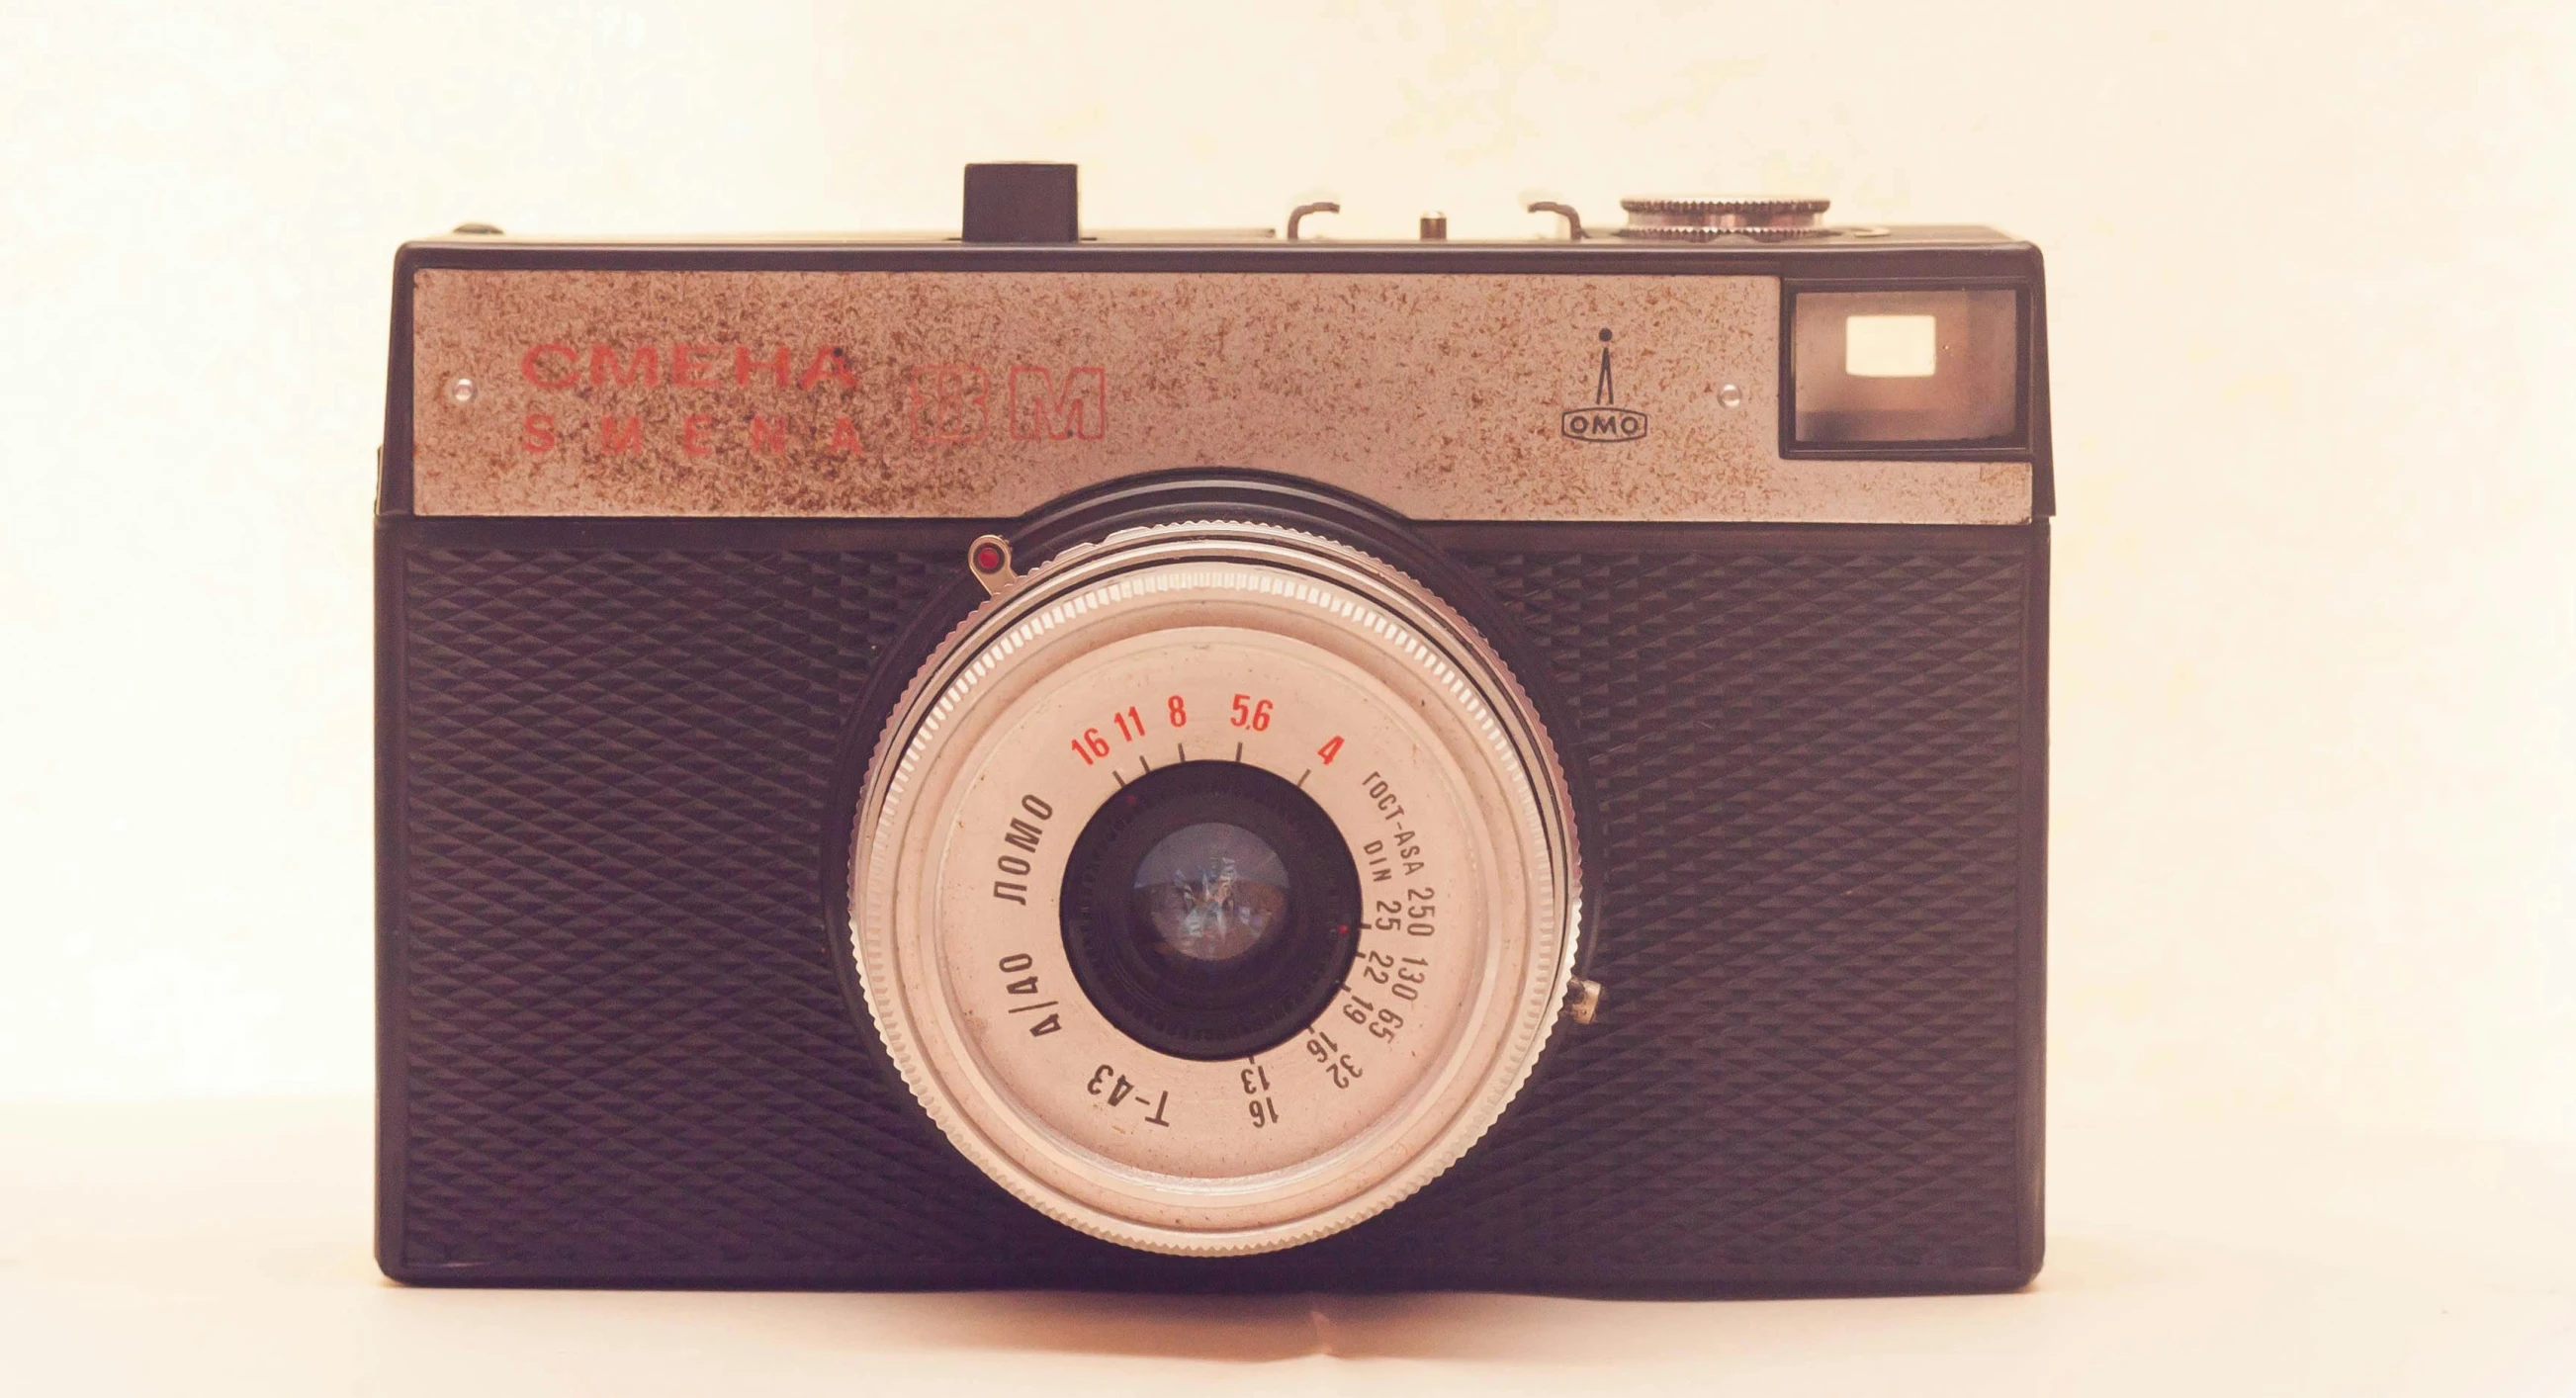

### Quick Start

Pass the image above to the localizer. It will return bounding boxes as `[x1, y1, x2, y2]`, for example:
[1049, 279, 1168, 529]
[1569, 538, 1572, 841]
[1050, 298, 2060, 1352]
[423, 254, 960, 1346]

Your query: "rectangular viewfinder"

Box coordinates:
[1844, 314, 1938, 377]
[1792, 289, 2021, 446]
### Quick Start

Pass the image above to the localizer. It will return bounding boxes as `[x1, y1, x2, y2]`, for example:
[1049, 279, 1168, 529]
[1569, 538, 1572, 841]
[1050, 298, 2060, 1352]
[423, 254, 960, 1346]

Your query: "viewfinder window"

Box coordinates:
[1844, 314, 1938, 378]
[1792, 289, 2021, 446]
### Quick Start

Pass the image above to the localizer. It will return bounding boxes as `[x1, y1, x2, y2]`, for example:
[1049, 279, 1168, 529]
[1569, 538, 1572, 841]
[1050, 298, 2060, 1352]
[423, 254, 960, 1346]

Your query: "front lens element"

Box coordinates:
[1061, 760, 1359, 1061]
[1134, 822, 1288, 963]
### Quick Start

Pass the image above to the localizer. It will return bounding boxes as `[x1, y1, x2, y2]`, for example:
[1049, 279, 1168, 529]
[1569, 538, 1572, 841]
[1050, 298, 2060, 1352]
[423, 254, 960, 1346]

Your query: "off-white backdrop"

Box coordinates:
[1, 1, 2568, 1147]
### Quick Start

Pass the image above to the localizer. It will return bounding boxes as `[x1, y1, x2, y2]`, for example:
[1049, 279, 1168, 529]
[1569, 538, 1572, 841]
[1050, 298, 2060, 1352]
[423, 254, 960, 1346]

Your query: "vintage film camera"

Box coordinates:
[376, 164, 2050, 1294]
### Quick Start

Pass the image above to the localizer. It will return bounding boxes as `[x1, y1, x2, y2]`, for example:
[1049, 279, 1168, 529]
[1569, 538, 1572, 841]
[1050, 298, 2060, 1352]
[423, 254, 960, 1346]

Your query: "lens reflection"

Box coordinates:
[1130, 822, 1289, 963]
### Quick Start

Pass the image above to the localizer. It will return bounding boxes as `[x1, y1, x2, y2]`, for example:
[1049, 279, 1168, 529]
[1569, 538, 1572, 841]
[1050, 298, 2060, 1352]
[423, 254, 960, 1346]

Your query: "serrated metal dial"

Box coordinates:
[1618, 194, 1834, 239]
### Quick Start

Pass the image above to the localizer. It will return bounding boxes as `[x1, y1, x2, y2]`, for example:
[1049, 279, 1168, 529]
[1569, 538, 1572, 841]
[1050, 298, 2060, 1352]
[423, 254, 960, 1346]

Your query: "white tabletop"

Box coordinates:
[4, 1100, 2569, 1395]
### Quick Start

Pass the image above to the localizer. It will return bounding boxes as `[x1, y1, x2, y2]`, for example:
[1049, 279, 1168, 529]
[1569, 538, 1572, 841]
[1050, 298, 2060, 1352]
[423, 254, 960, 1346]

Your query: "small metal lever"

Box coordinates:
[967, 535, 1020, 596]
[1288, 202, 1340, 241]
[1527, 201, 1584, 241]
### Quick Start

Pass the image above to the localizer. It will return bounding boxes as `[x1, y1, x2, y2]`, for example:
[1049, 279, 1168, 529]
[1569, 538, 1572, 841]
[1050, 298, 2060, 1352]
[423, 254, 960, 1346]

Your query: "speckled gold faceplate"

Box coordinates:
[407, 269, 2029, 523]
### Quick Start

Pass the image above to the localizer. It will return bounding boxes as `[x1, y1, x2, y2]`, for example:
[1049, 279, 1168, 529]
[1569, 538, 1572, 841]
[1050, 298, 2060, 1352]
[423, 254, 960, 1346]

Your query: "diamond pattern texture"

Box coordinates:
[389, 533, 2037, 1290]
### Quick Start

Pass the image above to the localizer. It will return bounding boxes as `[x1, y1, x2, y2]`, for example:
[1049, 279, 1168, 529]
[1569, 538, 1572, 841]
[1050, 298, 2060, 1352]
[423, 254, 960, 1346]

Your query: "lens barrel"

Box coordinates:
[845, 513, 1580, 1256]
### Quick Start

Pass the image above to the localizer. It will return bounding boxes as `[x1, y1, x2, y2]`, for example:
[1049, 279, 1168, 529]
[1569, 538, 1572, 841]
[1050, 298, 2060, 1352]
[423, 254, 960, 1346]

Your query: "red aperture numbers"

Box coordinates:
[1070, 694, 1196, 766]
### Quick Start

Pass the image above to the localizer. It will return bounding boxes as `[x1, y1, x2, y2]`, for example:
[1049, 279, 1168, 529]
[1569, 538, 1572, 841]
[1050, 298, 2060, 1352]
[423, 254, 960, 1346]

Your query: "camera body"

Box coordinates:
[377, 168, 2050, 1295]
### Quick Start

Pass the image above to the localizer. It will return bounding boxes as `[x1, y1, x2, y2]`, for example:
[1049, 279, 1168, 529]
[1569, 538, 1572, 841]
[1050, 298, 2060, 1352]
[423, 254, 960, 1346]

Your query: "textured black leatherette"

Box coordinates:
[378, 520, 2044, 1293]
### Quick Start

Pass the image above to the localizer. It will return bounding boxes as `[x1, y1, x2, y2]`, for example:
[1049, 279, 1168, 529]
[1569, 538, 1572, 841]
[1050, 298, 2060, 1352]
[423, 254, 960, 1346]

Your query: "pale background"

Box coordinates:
[1, 0, 2569, 1154]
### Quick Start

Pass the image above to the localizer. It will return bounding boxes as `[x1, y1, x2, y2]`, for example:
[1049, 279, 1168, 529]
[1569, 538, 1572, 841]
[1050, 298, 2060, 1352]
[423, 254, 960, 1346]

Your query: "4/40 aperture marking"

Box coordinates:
[998, 951, 1062, 1036]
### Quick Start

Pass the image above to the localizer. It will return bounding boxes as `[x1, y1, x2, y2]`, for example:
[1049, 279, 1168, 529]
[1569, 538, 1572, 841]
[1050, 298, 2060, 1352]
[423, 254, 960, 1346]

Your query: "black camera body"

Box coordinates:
[377, 168, 2049, 1295]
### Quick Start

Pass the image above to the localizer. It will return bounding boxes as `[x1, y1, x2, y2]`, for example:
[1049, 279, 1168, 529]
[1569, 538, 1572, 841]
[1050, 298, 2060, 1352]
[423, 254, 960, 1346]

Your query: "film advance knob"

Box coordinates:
[1616, 194, 1832, 239]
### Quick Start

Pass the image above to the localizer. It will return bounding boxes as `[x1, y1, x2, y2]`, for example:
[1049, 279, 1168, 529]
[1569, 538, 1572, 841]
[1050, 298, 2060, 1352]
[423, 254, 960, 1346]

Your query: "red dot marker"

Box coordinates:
[973, 543, 1005, 573]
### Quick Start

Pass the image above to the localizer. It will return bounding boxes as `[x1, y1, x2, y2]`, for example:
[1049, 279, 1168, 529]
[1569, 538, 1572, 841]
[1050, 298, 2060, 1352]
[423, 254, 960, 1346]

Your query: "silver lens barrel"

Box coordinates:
[847, 518, 1580, 1256]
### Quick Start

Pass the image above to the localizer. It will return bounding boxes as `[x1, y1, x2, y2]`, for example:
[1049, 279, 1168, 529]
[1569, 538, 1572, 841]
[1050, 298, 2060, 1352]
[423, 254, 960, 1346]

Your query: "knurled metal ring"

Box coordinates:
[1619, 195, 1832, 218]
[1614, 223, 1840, 241]
[1617, 194, 1835, 239]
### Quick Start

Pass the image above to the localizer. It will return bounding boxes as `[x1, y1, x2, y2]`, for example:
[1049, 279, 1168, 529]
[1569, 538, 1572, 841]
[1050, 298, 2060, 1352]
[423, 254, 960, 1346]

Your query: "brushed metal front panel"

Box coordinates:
[408, 270, 2029, 524]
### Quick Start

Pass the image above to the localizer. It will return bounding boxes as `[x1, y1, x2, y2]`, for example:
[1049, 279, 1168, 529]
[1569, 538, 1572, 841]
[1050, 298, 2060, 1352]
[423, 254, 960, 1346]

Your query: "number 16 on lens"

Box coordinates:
[1241, 1060, 1282, 1128]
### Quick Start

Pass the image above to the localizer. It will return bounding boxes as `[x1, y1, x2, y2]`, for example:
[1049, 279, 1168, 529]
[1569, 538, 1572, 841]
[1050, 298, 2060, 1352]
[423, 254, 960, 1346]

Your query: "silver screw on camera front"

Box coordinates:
[1565, 978, 1604, 1025]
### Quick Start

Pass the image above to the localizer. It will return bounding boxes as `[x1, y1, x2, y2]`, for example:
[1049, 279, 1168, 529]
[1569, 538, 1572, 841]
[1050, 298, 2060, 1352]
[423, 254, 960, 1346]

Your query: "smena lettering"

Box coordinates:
[518, 342, 861, 392]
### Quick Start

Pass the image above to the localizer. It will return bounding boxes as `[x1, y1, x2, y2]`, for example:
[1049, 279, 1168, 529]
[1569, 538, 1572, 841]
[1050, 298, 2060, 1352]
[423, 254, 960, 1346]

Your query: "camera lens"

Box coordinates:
[848, 516, 1580, 1255]
[1061, 762, 1359, 1061]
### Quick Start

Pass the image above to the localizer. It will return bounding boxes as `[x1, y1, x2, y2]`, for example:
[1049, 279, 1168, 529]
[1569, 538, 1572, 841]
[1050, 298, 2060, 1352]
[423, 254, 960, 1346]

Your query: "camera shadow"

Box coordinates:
[725, 1287, 1867, 1364]
[729, 1239, 2122, 1365]
[794, 1289, 1332, 1362]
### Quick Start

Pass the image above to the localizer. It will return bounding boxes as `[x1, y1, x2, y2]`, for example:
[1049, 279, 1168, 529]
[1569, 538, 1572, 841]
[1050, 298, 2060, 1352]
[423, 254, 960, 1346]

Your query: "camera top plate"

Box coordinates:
[386, 231, 2048, 526]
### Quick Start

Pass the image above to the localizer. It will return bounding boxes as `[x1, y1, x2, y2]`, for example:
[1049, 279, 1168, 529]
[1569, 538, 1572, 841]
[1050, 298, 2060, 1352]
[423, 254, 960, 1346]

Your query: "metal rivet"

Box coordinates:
[1717, 383, 1744, 409]
[446, 376, 476, 405]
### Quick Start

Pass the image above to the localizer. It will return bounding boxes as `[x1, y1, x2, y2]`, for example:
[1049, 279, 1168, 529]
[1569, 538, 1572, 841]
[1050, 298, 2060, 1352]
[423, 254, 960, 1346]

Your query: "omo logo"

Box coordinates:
[1559, 329, 1648, 444]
